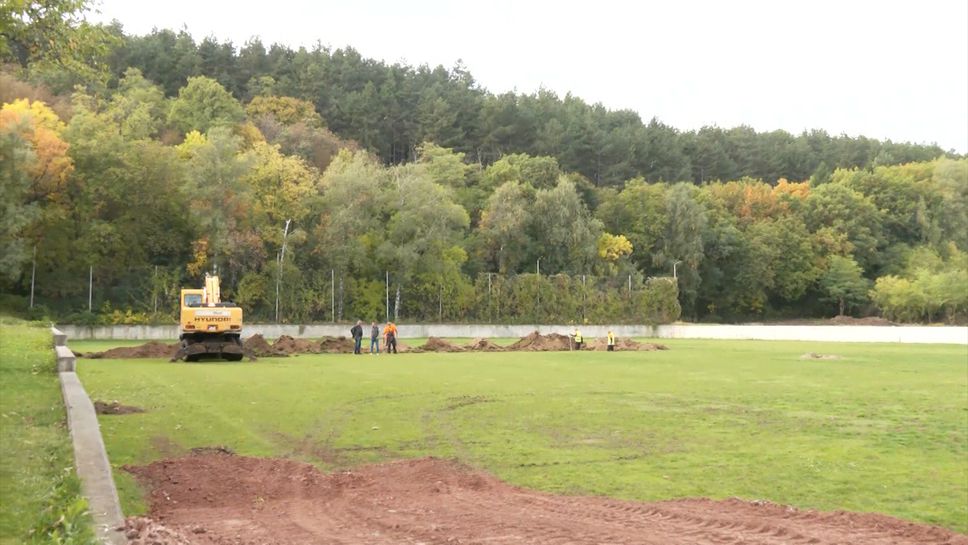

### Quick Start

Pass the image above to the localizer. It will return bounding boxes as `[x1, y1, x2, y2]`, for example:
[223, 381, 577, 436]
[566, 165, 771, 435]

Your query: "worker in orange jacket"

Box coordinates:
[383, 322, 398, 354]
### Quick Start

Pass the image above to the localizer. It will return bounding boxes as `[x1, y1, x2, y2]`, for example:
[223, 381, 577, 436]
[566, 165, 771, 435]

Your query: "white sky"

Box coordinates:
[89, 0, 968, 153]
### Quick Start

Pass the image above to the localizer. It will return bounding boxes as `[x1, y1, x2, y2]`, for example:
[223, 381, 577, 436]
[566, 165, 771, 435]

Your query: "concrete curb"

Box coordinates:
[52, 327, 128, 545]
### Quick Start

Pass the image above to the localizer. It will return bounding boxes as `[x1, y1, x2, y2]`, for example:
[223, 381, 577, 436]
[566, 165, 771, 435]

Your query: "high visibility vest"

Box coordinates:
[607, 332, 615, 345]
[574, 331, 582, 343]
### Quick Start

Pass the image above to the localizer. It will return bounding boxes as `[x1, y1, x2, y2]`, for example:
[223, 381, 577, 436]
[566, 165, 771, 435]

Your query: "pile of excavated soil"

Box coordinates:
[828, 315, 895, 326]
[465, 338, 505, 351]
[271, 335, 320, 354]
[317, 336, 355, 353]
[507, 331, 575, 351]
[419, 336, 465, 352]
[124, 452, 967, 545]
[242, 334, 286, 357]
[82, 341, 179, 359]
[93, 400, 144, 415]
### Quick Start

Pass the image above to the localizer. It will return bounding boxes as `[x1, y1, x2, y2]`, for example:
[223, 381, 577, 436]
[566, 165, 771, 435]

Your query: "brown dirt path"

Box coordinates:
[124, 453, 966, 545]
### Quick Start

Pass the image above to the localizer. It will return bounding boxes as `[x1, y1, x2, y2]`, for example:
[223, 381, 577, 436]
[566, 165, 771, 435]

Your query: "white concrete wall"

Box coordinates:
[56, 323, 968, 345]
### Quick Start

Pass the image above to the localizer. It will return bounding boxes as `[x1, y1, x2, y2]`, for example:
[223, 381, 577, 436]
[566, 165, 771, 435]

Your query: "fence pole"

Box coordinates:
[153, 265, 158, 314]
[275, 219, 291, 324]
[385, 271, 389, 323]
[581, 274, 586, 323]
[88, 265, 93, 312]
[29, 246, 36, 309]
[331, 269, 335, 323]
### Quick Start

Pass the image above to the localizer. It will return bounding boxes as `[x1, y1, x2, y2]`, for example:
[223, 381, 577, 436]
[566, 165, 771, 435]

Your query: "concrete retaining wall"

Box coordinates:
[53, 327, 127, 545]
[56, 323, 968, 345]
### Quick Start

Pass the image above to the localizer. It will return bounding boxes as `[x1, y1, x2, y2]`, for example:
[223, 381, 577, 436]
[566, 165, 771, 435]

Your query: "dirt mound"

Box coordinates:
[125, 453, 967, 545]
[828, 315, 894, 326]
[82, 341, 179, 359]
[507, 331, 575, 351]
[271, 335, 320, 354]
[242, 334, 286, 357]
[465, 338, 505, 351]
[93, 400, 144, 415]
[420, 336, 464, 352]
[317, 336, 355, 353]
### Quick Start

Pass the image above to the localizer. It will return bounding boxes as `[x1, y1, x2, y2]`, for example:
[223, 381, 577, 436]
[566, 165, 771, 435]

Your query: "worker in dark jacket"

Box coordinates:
[350, 320, 364, 354]
[370, 322, 381, 354]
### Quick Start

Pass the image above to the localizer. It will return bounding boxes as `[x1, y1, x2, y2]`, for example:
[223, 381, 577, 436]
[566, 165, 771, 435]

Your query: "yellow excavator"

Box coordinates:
[171, 274, 246, 362]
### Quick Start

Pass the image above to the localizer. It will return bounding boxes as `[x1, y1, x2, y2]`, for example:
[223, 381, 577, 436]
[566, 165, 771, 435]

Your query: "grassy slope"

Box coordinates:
[0, 320, 95, 545]
[77, 339, 968, 532]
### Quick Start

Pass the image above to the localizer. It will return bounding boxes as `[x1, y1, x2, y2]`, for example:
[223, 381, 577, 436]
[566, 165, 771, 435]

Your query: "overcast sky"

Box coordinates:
[89, 0, 968, 153]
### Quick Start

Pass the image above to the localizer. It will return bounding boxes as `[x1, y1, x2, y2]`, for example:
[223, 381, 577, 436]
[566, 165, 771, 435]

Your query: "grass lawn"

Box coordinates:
[76, 338, 968, 532]
[0, 320, 95, 545]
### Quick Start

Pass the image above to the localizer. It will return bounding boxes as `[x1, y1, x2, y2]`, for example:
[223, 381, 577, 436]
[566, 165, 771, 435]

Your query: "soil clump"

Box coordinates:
[122, 516, 195, 545]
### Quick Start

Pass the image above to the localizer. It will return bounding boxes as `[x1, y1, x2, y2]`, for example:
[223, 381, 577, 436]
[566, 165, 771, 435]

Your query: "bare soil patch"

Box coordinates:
[93, 400, 145, 415]
[124, 452, 966, 545]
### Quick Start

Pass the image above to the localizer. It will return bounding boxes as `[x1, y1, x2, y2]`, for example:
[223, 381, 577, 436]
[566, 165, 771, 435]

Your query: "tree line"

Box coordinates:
[1, 2, 965, 325]
[108, 29, 956, 187]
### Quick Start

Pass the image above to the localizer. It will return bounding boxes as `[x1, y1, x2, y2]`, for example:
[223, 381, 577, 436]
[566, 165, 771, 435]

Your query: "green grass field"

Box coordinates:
[75, 339, 968, 532]
[0, 321, 95, 545]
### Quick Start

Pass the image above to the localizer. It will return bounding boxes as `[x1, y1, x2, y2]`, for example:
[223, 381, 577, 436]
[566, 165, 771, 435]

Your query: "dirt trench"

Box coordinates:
[122, 452, 967, 545]
[83, 331, 666, 358]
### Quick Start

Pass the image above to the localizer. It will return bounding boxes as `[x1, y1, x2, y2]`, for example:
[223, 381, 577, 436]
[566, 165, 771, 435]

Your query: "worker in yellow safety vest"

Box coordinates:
[606, 330, 615, 351]
[573, 327, 583, 350]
